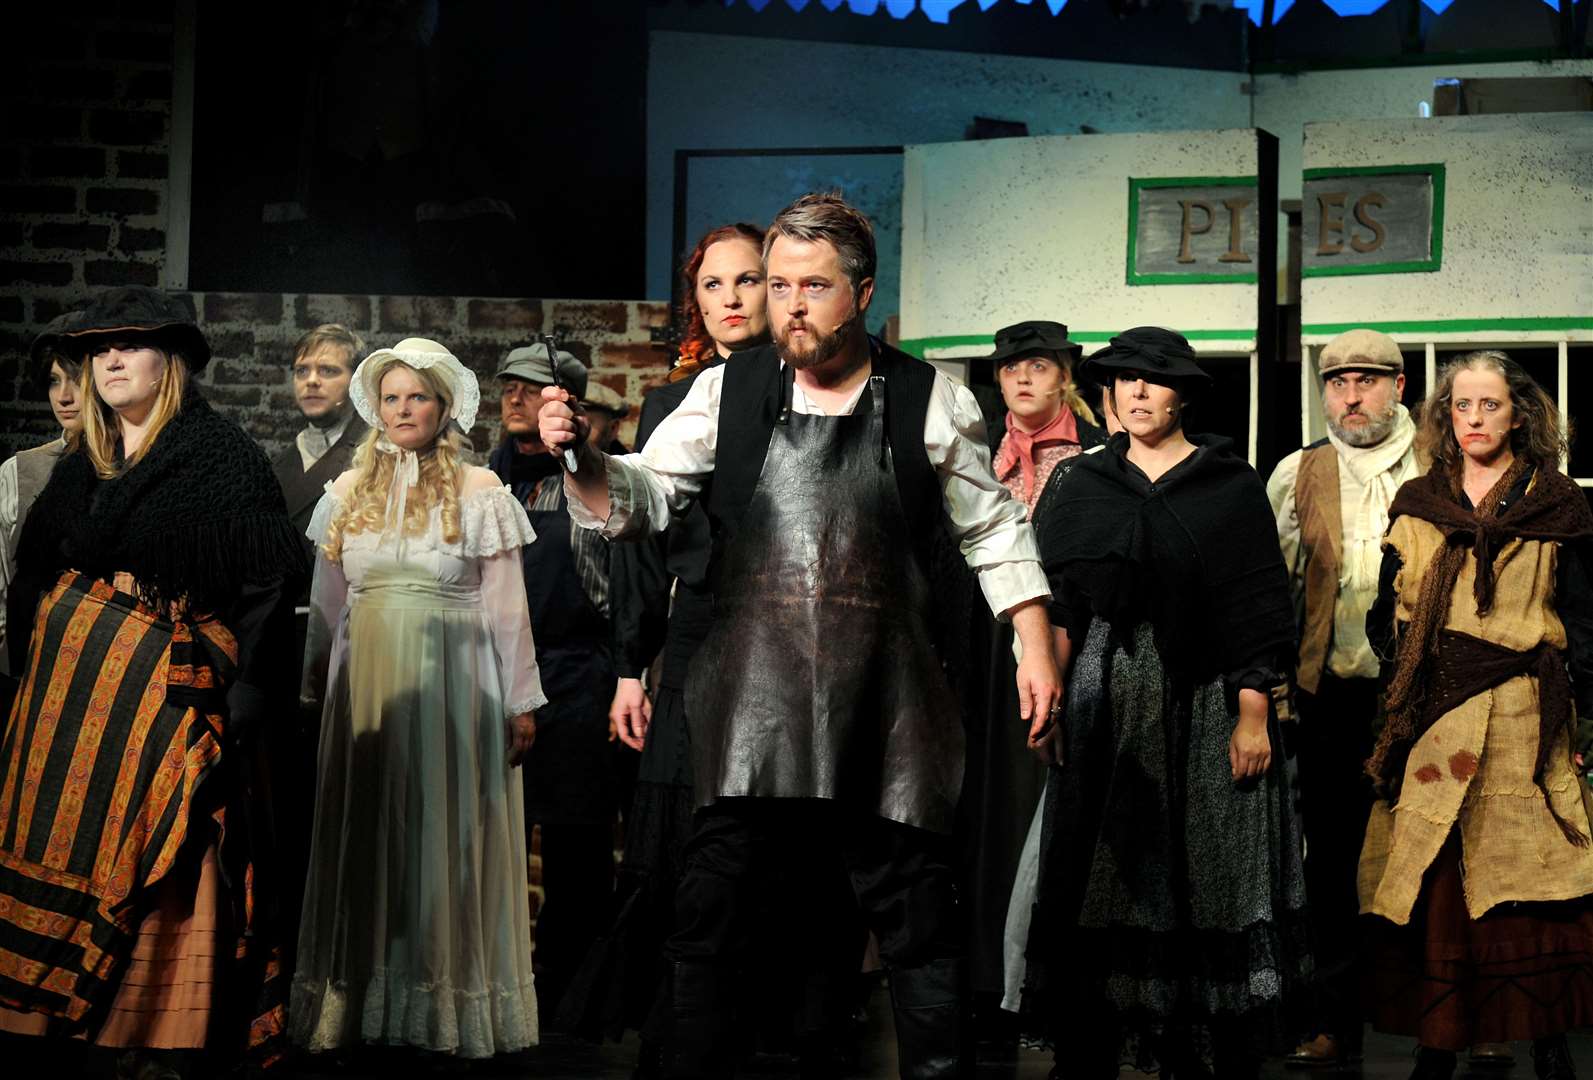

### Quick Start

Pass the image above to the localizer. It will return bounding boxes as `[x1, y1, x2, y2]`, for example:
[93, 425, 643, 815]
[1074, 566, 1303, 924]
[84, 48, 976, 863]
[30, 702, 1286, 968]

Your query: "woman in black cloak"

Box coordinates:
[1023, 327, 1310, 1080]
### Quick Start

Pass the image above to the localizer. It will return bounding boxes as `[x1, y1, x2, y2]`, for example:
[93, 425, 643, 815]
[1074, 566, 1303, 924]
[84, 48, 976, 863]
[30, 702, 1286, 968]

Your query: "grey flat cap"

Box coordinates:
[497, 343, 588, 400]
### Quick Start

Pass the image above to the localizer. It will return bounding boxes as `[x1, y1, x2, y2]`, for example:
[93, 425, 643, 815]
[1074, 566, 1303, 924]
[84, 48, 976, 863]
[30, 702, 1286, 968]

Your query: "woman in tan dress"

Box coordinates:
[1361, 350, 1593, 1080]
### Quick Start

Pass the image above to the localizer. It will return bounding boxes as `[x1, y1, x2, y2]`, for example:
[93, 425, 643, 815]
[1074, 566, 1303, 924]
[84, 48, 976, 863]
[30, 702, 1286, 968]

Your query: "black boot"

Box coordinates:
[633, 1038, 666, 1080]
[665, 961, 735, 1080]
[887, 957, 968, 1080]
[1534, 1035, 1577, 1080]
[1409, 1046, 1457, 1080]
[1211, 1024, 1260, 1080]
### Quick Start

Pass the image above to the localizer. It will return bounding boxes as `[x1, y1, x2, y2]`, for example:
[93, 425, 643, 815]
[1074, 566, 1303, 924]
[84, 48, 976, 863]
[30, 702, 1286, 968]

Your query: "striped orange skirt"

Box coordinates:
[0, 572, 237, 1042]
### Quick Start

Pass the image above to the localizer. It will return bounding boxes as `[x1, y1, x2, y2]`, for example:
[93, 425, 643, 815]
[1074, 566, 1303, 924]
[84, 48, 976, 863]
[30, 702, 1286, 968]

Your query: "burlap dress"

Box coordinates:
[1359, 511, 1593, 1047]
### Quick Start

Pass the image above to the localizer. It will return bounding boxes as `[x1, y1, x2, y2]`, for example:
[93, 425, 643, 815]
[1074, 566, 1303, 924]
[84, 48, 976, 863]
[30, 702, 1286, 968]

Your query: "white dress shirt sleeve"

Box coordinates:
[925, 372, 1051, 620]
[1265, 448, 1307, 620]
[566, 364, 725, 539]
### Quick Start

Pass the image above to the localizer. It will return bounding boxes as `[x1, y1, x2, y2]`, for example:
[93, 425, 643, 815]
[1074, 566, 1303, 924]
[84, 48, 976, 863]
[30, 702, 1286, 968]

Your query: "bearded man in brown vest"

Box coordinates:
[1268, 328, 1418, 1068]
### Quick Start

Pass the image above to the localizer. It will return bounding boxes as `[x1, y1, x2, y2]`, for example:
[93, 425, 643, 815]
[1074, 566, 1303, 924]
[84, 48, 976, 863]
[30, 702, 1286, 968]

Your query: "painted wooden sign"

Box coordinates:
[1302, 164, 1445, 277]
[1126, 176, 1260, 285]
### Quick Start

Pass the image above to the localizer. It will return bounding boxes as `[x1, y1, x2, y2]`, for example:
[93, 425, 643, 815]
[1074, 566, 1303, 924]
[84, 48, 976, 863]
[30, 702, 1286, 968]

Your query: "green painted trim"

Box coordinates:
[1130, 175, 1260, 189]
[899, 329, 1257, 359]
[1303, 260, 1439, 278]
[1301, 163, 1444, 277]
[1126, 175, 1261, 287]
[1430, 162, 1446, 271]
[1302, 163, 1444, 181]
[1300, 317, 1593, 336]
[1132, 270, 1260, 284]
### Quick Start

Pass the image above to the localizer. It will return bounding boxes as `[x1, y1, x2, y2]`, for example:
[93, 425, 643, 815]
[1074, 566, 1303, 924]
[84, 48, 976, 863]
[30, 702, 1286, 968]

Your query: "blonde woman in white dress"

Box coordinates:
[291, 337, 544, 1060]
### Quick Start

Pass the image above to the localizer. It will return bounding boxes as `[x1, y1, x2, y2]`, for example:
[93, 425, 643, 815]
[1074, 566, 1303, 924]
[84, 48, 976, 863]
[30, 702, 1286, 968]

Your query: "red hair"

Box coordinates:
[673, 222, 764, 382]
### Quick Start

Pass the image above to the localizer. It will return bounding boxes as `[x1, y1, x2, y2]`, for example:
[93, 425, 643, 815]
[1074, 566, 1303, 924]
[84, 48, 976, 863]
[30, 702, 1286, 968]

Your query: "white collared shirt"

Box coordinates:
[295, 410, 356, 472]
[566, 361, 1050, 620]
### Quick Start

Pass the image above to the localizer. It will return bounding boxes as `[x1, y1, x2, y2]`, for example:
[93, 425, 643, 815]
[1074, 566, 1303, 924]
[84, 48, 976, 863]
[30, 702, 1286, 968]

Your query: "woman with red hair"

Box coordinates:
[666, 222, 767, 382]
[558, 223, 773, 1071]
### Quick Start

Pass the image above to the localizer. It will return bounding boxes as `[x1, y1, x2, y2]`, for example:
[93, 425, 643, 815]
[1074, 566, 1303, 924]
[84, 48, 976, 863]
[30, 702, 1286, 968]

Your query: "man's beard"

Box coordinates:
[1328, 401, 1398, 447]
[775, 303, 861, 371]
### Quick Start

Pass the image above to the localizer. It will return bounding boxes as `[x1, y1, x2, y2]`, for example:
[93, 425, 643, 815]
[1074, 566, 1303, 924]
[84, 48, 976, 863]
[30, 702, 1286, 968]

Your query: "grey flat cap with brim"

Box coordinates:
[497, 343, 588, 401]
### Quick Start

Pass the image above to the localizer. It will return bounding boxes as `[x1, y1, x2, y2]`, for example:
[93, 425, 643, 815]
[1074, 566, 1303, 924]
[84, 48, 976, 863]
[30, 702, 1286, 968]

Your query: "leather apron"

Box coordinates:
[684, 369, 964, 834]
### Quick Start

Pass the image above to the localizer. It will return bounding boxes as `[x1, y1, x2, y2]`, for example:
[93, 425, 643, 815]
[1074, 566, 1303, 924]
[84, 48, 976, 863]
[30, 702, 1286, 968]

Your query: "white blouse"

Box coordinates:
[302, 481, 547, 719]
[568, 361, 1051, 620]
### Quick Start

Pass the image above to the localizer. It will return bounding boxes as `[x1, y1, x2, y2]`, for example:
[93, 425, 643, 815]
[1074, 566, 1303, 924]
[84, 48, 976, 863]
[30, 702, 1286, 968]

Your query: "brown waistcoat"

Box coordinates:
[1293, 441, 1341, 695]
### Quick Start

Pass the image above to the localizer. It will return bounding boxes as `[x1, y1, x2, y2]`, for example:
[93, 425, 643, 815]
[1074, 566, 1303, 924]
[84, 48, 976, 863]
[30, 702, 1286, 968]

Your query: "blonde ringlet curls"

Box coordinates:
[323, 359, 467, 562]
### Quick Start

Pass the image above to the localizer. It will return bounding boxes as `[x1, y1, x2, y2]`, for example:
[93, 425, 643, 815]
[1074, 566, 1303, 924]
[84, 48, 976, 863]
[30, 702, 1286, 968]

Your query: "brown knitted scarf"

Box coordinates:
[1367, 460, 1593, 845]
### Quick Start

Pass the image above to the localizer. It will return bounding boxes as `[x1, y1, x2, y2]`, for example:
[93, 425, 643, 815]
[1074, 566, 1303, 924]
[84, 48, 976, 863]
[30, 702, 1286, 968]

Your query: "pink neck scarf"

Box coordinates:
[995, 405, 1078, 500]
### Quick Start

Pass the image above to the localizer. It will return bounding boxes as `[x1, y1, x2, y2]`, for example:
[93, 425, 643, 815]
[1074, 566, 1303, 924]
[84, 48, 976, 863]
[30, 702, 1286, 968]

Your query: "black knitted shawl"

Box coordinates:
[1038, 432, 1297, 684]
[9, 385, 305, 669]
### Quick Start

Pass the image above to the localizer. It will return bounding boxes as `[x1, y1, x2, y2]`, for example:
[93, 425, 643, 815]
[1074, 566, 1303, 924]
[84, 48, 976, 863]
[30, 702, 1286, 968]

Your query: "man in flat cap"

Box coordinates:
[489, 342, 619, 1026]
[1267, 328, 1418, 1068]
[580, 381, 631, 454]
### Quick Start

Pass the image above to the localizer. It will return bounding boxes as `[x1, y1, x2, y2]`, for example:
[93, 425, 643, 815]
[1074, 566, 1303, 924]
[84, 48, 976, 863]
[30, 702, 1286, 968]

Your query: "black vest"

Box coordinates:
[704, 341, 941, 574]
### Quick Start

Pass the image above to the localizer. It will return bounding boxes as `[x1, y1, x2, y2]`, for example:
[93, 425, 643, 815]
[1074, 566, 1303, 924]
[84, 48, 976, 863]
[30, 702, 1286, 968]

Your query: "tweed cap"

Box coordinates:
[1319, 328, 1403, 377]
[497, 343, 588, 401]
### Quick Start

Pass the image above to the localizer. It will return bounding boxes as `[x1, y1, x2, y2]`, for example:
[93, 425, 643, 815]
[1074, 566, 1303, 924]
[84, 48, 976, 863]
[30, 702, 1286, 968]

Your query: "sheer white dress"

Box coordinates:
[290, 479, 545, 1057]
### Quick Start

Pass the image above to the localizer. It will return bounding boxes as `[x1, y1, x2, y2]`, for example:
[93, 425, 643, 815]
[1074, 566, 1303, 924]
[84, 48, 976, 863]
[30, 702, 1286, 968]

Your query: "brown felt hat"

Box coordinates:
[61, 286, 211, 371]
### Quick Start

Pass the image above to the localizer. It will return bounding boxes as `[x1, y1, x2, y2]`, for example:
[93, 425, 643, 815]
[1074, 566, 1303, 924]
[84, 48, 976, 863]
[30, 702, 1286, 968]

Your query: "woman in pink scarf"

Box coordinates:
[964, 320, 1106, 1042]
[989, 320, 1104, 519]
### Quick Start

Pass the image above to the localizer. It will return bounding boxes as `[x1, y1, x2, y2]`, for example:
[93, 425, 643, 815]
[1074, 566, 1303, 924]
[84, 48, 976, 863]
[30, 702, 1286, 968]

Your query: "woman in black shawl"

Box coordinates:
[0, 287, 304, 1077]
[1023, 328, 1309, 1080]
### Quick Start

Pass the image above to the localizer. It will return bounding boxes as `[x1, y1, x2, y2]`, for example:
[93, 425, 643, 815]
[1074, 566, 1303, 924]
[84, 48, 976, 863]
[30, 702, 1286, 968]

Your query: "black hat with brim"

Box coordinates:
[982, 320, 1083, 365]
[29, 309, 86, 376]
[59, 286, 211, 372]
[1079, 326, 1211, 394]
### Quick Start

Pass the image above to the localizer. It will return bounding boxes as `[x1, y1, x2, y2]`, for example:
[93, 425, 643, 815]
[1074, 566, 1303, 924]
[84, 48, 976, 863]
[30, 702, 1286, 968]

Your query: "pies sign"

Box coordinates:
[1126, 176, 1261, 286]
[1302, 164, 1445, 277]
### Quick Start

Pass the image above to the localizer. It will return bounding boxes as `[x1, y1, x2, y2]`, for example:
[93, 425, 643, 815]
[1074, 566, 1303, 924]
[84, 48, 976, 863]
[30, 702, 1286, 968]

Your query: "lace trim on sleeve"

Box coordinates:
[505, 690, 547, 719]
[451, 484, 538, 559]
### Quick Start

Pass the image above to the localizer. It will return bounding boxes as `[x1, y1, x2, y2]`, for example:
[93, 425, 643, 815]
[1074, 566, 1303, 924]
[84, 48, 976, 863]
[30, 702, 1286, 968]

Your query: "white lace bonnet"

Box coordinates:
[350, 337, 482, 435]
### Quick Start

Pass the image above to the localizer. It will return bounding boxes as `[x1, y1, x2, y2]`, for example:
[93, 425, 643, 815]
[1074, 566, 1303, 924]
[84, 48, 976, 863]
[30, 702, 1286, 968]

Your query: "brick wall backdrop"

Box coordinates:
[1, 3, 674, 463]
[1, 4, 173, 295]
[1, 292, 673, 460]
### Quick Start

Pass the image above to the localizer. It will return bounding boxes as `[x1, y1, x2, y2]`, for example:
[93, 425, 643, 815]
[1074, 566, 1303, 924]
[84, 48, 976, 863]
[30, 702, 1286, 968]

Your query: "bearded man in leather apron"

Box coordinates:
[538, 193, 1061, 1080]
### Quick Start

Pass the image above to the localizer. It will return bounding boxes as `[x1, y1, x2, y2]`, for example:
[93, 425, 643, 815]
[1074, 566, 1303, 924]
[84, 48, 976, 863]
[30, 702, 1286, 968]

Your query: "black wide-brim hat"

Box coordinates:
[983, 320, 1083, 365]
[59, 285, 211, 372]
[1079, 326, 1211, 394]
[29, 309, 85, 377]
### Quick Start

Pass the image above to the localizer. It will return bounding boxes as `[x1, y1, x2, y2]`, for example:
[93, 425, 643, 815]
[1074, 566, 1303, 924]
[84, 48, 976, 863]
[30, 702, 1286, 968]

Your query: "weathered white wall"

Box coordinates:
[1252, 59, 1593, 206]
[648, 32, 1593, 319]
[646, 30, 1246, 322]
[900, 129, 1269, 357]
[1299, 113, 1593, 344]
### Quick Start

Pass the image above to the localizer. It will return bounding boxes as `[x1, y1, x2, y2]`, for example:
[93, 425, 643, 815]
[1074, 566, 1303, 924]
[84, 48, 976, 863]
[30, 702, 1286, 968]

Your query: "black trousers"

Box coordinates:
[1295, 673, 1378, 1044]
[535, 822, 617, 1020]
[664, 799, 965, 1077]
[666, 799, 961, 970]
